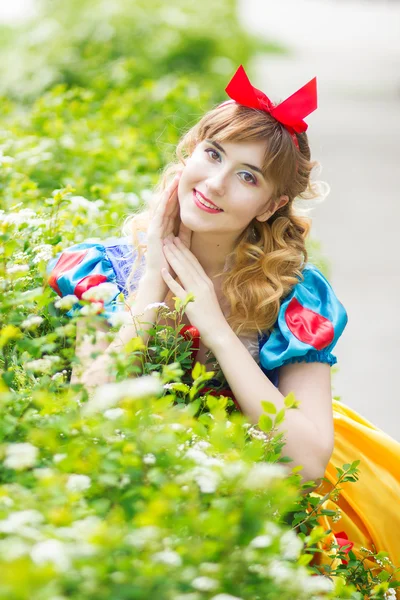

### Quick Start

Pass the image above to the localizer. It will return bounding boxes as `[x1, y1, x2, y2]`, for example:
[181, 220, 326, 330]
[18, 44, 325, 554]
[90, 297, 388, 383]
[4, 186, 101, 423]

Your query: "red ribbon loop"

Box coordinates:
[224, 65, 318, 146]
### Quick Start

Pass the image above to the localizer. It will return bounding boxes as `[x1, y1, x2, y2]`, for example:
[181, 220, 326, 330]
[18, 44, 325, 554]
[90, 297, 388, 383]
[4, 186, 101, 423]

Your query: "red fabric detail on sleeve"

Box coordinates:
[285, 297, 335, 351]
[180, 325, 201, 361]
[74, 274, 108, 300]
[48, 249, 89, 296]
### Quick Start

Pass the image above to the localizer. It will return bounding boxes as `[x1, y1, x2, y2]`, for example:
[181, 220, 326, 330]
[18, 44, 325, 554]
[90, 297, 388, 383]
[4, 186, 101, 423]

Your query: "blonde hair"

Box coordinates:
[124, 102, 322, 337]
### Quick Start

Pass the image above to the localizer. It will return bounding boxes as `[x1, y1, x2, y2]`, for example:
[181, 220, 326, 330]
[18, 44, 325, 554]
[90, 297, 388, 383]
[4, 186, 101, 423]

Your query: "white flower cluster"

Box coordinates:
[31, 539, 71, 571]
[68, 196, 103, 216]
[192, 576, 219, 592]
[0, 509, 43, 534]
[4, 443, 39, 470]
[384, 589, 397, 600]
[66, 474, 91, 493]
[143, 302, 169, 312]
[279, 529, 304, 560]
[80, 302, 105, 316]
[81, 282, 118, 304]
[104, 407, 125, 420]
[21, 315, 43, 330]
[6, 264, 29, 275]
[54, 294, 78, 310]
[151, 549, 182, 567]
[108, 310, 133, 328]
[32, 244, 53, 264]
[243, 462, 287, 490]
[0, 208, 46, 229]
[25, 355, 61, 374]
[83, 376, 164, 415]
[143, 453, 156, 465]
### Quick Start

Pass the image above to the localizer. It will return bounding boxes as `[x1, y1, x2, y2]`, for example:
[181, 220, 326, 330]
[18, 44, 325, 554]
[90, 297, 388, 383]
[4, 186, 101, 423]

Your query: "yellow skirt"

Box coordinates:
[312, 400, 400, 587]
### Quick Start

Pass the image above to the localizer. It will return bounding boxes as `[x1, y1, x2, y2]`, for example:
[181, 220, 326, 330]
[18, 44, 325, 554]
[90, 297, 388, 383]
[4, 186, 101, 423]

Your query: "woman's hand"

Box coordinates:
[161, 236, 230, 350]
[145, 172, 192, 282]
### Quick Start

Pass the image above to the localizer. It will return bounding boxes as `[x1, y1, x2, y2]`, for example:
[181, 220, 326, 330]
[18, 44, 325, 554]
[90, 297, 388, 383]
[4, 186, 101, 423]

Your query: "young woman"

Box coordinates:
[48, 65, 400, 578]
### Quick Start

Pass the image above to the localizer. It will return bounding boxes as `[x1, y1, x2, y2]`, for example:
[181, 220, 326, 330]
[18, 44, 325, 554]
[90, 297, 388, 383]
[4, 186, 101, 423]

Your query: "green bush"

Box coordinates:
[0, 0, 281, 102]
[0, 1, 399, 597]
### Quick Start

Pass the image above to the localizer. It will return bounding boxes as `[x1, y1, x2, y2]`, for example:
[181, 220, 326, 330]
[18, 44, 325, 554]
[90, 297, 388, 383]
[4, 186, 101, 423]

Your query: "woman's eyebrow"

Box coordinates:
[205, 139, 264, 176]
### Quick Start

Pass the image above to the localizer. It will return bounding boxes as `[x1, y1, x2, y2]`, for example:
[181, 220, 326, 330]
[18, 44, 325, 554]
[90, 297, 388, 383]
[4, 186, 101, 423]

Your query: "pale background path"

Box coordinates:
[238, 0, 400, 440]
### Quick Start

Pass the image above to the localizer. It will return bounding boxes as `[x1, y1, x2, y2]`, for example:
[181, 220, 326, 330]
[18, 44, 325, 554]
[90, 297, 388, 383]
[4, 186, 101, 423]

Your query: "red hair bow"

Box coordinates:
[222, 64, 317, 148]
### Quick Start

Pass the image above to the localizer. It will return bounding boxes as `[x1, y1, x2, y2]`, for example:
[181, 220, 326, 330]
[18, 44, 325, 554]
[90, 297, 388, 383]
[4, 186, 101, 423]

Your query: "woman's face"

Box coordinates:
[178, 138, 288, 235]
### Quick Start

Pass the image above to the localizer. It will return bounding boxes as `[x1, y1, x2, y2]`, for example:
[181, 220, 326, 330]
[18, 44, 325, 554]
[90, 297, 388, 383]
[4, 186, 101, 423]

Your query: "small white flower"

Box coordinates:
[244, 463, 287, 489]
[0, 510, 44, 533]
[108, 311, 132, 327]
[152, 549, 182, 567]
[384, 589, 397, 600]
[54, 294, 79, 310]
[4, 443, 38, 470]
[32, 244, 53, 264]
[83, 376, 163, 415]
[143, 453, 156, 465]
[33, 468, 54, 479]
[143, 302, 169, 312]
[80, 302, 104, 316]
[279, 530, 303, 560]
[51, 372, 66, 383]
[31, 539, 71, 571]
[192, 576, 219, 591]
[0, 537, 30, 560]
[266, 559, 293, 583]
[249, 535, 272, 548]
[25, 355, 61, 374]
[104, 408, 125, 420]
[192, 466, 220, 494]
[21, 315, 44, 330]
[170, 423, 185, 431]
[53, 453, 67, 464]
[66, 474, 91, 492]
[81, 282, 118, 303]
[301, 575, 334, 594]
[125, 526, 161, 548]
[7, 264, 29, 275]
[200, 563, 220, 574]
[68, 196, 101, 216]
[0, 496, 13, 507]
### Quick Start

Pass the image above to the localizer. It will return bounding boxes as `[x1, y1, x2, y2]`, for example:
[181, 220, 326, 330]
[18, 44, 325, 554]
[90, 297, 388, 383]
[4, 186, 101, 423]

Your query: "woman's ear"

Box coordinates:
[256, 194, 289, 222]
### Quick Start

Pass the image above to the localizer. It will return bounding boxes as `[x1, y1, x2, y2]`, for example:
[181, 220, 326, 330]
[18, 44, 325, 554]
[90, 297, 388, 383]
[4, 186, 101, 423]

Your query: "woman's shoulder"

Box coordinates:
[258, 261, 348, 372]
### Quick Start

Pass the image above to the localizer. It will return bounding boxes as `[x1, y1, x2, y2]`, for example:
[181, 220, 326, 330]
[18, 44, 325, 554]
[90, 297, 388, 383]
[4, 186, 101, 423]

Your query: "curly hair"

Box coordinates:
[123, 101, 322, 338]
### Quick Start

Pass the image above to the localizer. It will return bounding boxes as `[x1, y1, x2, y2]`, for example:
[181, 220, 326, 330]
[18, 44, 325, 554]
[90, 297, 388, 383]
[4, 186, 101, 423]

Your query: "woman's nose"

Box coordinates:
[206, 172, 227, 196]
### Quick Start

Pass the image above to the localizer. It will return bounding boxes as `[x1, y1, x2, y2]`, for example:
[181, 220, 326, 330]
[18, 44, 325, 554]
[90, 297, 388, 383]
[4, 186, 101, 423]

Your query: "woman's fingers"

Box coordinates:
[153, 174, 180, 226]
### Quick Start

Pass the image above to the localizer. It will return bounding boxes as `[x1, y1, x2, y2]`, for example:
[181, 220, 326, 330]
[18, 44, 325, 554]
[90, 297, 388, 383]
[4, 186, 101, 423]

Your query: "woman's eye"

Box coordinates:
[205, 148, 220, 161]
[240, 172, 257, 185]
[204, 148, 257, 185]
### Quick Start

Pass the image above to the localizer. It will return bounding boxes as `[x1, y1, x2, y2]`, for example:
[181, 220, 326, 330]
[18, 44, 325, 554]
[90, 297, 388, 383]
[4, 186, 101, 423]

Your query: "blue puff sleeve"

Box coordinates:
[259, 263, 348, 378]
[46, 237, 145, 323]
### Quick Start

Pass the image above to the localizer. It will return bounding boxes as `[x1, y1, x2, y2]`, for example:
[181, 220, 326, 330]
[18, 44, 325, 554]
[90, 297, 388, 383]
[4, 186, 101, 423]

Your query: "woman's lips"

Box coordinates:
[192, 189, 223, 214]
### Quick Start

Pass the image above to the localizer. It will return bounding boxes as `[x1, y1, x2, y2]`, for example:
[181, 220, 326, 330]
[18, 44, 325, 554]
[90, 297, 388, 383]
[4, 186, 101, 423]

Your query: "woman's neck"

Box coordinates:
[190, 231, 237, 280]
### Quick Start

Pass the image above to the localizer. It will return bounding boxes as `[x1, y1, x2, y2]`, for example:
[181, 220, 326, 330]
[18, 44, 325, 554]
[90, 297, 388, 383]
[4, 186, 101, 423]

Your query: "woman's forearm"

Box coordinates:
[78, 274, 167, 389]
[105, 273, 167, 354]
[210, 327, 331, 486]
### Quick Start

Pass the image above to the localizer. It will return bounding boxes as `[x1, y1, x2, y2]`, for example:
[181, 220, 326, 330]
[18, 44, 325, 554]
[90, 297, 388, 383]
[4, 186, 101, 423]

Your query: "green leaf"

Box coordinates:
[258, 414, 273, 433]
[261, 400, 276, 414]
[275, 408, 286, 426]
[192, 362, 203, 381]
[284, 391, 299, 408]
